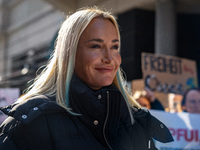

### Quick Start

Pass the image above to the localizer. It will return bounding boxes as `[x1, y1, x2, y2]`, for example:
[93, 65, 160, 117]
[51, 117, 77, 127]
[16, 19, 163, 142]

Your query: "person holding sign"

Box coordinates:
[181, 88, 200, 113]
[0, 7, 173, 150]
[145, 88, 165, 111]
[136, 88, 165, 111]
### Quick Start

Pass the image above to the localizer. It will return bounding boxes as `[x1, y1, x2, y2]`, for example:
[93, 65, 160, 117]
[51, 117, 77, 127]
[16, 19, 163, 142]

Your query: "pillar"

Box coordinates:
[155, 0, 177, 56]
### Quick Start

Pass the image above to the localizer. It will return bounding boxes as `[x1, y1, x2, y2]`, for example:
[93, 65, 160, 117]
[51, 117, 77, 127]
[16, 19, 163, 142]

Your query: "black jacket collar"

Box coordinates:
[69, 74, 123, 148]
[69, 74, 120, 125]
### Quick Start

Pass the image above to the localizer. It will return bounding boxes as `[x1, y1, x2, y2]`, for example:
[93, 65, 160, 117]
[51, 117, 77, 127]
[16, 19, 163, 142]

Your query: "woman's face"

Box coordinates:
[75, 17, 121, 90]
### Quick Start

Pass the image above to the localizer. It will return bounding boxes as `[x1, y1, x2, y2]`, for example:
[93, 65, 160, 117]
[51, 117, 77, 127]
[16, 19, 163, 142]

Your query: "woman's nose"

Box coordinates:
[102, 49, 113, 63]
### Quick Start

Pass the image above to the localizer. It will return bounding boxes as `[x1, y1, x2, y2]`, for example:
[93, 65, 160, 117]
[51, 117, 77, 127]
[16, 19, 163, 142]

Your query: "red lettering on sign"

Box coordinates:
[195, 130, 199, 142]
[169, 128, 199, 142]
[185, 129, 194, 141]
[183, 65, 194, 75]
[177, 129, 185, 141]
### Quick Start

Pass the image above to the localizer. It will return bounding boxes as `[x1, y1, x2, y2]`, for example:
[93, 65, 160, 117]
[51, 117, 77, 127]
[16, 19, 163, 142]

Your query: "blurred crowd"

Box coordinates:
[133, 87, 200, 114]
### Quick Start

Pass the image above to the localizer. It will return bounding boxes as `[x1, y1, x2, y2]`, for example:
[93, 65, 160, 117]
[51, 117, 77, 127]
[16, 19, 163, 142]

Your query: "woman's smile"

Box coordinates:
[95, 66, 114, 72]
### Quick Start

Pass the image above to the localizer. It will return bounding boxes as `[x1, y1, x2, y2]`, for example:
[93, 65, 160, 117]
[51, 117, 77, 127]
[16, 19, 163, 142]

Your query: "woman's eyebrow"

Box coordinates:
[112, 39, 119, 43]
[86, 38, 119, 43]
[86, 38, 104, 43]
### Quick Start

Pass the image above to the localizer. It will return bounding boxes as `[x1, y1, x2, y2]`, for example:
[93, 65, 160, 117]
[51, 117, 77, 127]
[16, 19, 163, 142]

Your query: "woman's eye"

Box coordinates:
[111, 45, 119, 50]
[91, 44, 101, 48]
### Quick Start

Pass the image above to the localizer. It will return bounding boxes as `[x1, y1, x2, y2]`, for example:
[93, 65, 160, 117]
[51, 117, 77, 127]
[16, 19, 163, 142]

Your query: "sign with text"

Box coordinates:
[142, 53, 198, 94]
[150, 110, 200, 150]
[0, 88, 20, 124]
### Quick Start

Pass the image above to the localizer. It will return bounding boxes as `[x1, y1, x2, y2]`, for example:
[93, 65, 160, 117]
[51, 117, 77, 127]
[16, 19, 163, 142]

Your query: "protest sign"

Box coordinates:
[0, 88, 20, 123]
[150, 110, 200, 150]
[142, 53, 198, 95]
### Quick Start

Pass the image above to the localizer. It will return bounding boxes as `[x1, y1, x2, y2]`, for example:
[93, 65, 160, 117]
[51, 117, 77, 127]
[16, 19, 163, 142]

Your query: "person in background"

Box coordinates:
[181, 88, 200, 113]
[0, 7, 173, 150]
[136, 96, 151, 109]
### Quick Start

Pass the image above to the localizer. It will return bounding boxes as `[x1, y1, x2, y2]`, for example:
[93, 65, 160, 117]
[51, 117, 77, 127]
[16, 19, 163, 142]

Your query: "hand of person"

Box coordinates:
[145, 88, 156, 103]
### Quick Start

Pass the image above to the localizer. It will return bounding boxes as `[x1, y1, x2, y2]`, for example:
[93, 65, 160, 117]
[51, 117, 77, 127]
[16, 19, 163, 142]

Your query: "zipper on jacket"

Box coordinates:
[103, 91, 112, 150]
[148, 140, 151, 149]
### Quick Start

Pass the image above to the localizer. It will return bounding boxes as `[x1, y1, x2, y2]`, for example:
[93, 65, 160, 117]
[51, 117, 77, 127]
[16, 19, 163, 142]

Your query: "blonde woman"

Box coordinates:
[0, 8, 173, 150]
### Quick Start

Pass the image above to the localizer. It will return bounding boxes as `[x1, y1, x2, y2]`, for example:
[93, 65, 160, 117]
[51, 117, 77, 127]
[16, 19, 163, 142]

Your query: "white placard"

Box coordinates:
[150, 110, 200, 150]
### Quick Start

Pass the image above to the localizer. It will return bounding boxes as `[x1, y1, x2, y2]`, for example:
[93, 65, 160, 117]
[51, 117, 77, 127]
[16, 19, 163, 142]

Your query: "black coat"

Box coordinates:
[0, 76, 173, 150]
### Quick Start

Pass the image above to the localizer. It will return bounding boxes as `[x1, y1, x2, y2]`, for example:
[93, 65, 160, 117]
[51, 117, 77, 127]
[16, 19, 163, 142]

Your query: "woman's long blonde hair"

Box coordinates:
[18, 7, 141, 123]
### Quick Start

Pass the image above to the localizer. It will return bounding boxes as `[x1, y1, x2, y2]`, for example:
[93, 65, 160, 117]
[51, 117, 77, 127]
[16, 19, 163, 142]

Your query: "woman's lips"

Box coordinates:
[95, 67, 114, 72]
